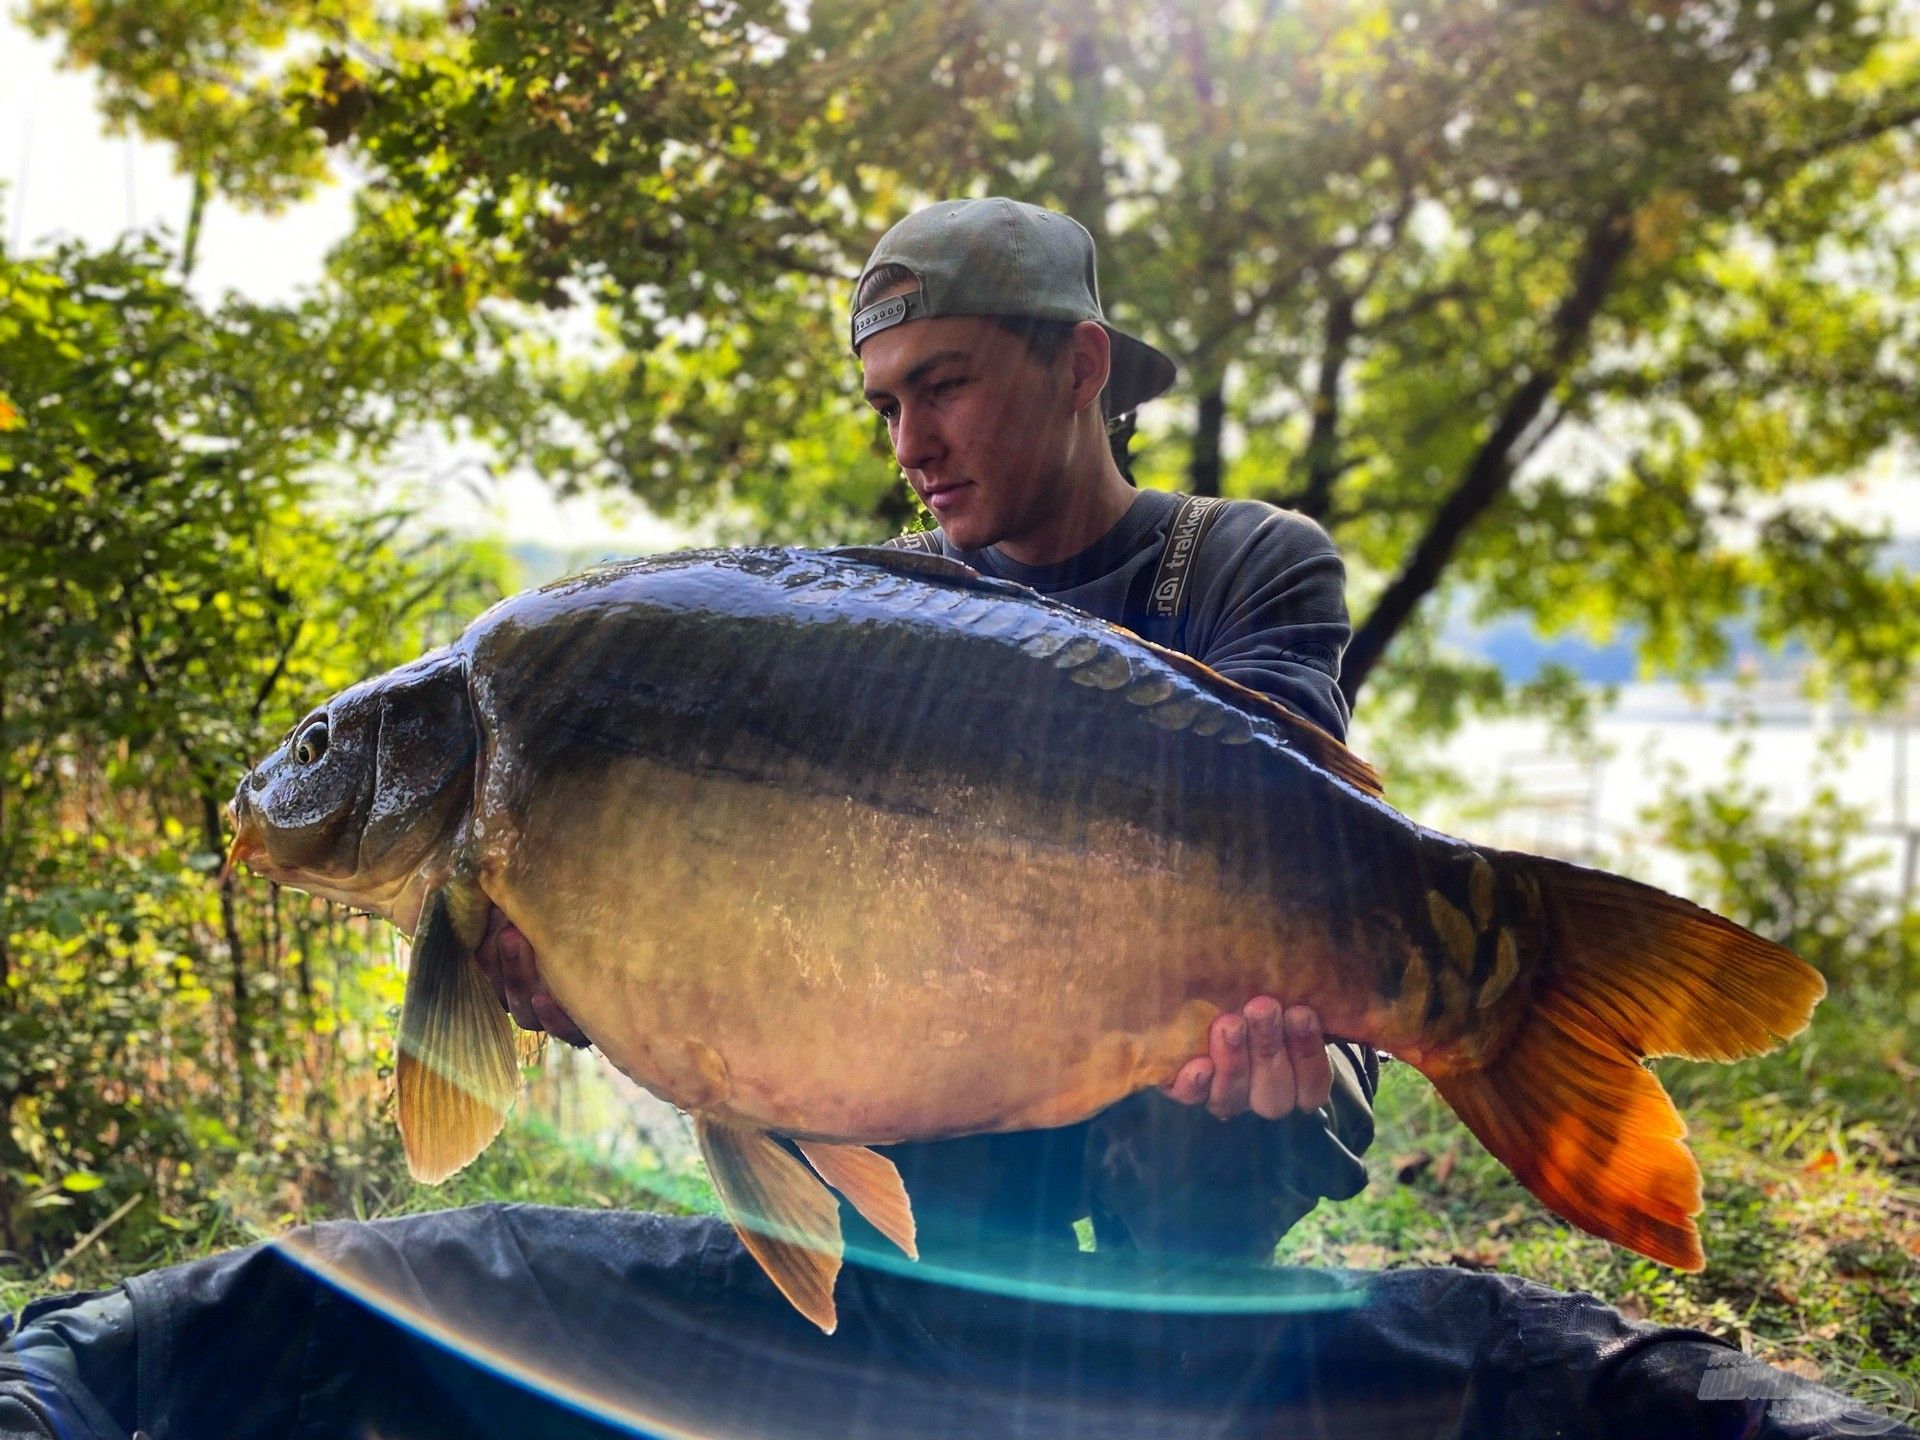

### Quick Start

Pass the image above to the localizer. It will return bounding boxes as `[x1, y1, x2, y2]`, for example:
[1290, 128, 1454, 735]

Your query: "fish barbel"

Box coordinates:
[227, 546, 1825, 1331]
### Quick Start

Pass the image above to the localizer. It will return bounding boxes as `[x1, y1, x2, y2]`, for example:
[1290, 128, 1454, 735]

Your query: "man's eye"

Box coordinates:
[931, 378, 966, 395]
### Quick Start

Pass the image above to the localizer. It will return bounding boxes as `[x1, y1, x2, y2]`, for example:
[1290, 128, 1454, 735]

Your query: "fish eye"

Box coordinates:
[293, 720, 329, 766]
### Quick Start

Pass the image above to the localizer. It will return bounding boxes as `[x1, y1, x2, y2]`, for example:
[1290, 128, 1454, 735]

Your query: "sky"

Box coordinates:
[0, 13, 689, 554]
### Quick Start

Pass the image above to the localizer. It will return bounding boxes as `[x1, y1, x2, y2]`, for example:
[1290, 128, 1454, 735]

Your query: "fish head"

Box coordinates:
[227, 650, 477, 914]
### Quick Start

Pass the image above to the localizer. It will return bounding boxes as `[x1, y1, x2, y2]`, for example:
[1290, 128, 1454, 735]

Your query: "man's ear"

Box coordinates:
[1067, 320, 1113, 414]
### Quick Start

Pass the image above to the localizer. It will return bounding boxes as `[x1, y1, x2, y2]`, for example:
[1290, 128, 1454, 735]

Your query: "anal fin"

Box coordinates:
[396, 889, 521, 1183]
[695, 1118, 844, 1333]
[796, 1141, 919, 1260]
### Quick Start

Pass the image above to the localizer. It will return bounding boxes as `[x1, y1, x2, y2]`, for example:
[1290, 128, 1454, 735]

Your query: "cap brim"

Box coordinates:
[1102, 326, 1178, 416]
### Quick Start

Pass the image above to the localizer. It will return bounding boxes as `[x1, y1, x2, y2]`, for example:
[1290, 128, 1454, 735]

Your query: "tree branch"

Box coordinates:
[204, 790, 251, 1127]
[1290, 289, 1357, 522]
[249, 618, 306, 721]
[1341, 206, 1637, 704]
[1781, 96, 1920, 172]
[181, 170, 209, 279]
[1356, 279, 1475, 336]
[1189, 378, 1227, 497]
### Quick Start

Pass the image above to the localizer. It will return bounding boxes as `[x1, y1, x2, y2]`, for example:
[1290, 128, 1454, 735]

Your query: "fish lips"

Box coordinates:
[228, 725, 381, 884]
[220, 795, 266, 882]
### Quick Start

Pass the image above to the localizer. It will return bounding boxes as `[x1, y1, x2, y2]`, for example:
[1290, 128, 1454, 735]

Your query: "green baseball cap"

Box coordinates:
[850, 196, 1178, 416]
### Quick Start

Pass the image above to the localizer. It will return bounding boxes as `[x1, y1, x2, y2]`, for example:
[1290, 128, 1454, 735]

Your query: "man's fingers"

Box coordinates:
[1206, 1013, 1252, 1120]
[472, 905, 583, 1042]
[493, 921, 545, 1032]
[473, 907, 518, 1018]
[473, 906, 510, 986]
[1160, 1057, 1214, 1106]
[1286, 1005, 1335, 1111]
[531, 990, 591, 1048]
[1163, 1000, 1333, 1119]
[1244, 997, 1299, 1119]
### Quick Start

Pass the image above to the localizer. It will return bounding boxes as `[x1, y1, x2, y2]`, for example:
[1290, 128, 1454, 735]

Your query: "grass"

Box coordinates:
[1283, 1026, 1920, 1410]
[0, 1061, 718, 1319]
[0, 1124, 706, 1317]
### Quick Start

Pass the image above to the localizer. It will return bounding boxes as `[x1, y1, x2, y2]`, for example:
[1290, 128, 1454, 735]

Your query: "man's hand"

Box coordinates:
[1159, 999, 1334, 1120]
[473, 906, 592, 1048]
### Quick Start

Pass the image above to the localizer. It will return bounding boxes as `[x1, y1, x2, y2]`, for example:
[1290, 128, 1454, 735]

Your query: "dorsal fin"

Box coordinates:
[827, 544, 1036, 600]
[1131, 638, 1384, 799]
[828, 545, 1385, 800]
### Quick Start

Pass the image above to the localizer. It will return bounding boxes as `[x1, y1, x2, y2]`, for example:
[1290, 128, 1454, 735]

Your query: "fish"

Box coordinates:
[226, 545, 1826, 1332]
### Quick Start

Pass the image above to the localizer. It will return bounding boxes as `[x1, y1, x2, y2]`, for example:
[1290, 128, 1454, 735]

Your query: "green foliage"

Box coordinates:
[1638, 738, 1920, 1128]
[1289, 1063, 1920, 1397]
[1646, 741, 1917, 1000]
[0, 235, 511, 1268]
[20, 0, 374, 206]
[24, 0, 1920, 712]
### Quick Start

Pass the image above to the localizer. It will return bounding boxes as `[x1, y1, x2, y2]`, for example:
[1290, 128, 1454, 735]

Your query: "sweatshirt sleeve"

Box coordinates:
[1085, 1043, 1378, 1259]
[1182, 504, 1352, 740]
[1084, 502, 1377, 1257]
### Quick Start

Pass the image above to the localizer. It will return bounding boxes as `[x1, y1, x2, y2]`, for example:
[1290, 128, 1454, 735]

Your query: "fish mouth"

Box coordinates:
[220, 804, 267, 883]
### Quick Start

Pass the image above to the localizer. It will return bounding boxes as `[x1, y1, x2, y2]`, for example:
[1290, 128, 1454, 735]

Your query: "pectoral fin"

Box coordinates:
[396, 889, 521, 1183]
[694, 1118, 843, 1333]
[796, 1141, 918, 1261]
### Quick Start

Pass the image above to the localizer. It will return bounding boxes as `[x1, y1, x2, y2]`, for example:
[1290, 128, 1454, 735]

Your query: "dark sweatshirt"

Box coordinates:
[866, 488, 1378, 1268]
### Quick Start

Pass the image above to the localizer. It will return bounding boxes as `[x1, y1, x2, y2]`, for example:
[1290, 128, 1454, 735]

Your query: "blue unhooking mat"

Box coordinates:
[2, 1203, 1909, 1439]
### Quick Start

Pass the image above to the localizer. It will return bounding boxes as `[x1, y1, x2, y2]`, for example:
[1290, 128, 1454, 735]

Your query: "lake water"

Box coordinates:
[1420, 679, 1919, 902]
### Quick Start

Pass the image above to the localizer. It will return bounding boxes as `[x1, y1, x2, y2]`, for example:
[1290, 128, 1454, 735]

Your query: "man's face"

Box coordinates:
[858, 301, 1091, 553]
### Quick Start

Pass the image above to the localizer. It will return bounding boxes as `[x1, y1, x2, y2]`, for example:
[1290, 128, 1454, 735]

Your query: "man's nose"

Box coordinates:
[891, 400, 943, 472]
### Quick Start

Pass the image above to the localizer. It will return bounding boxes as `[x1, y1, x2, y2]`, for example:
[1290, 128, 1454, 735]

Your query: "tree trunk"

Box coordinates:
[1062, 28, 1109, 249]
[1341, 208, 1635, 705]
[1294, 291, 1357, 523]
[1188, 377, 1226, 497]
[0, 681, 12, 1253]
[203, 792, 251, 1125]
[0, 1100, 20, 1256]
[181, 170, 208, 279]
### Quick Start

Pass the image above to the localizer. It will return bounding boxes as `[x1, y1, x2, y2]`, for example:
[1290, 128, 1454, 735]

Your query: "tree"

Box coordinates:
[0, 235, 508, 1258]
[26, 0, 1920, 712]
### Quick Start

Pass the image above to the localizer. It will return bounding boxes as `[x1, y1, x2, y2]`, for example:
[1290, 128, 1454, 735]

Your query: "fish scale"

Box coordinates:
[227, 544, 1827, 1333]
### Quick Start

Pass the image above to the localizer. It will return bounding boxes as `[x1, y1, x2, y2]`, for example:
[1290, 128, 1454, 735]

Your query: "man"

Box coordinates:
[8, 199, 1904, 1440]
[478, 195, 1378, 1268]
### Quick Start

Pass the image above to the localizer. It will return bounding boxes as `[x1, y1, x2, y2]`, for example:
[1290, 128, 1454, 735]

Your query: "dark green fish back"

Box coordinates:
[461, 548, 1439, 955]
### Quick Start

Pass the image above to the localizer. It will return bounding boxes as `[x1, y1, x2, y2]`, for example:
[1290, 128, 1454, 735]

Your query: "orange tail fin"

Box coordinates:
[1420, 857, 1826, 1271]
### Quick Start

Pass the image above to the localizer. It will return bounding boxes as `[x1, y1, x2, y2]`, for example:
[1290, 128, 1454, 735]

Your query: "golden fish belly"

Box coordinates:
[478, 756, 1383, 1142]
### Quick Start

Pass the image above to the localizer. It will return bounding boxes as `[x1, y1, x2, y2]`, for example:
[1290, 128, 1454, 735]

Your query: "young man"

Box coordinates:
[845, 196, 1379, 1262]
[480, 195, 1379, 1267]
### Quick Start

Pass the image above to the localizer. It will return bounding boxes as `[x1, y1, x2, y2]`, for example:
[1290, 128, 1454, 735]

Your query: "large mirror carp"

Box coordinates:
[226, 546, 1825, 1332]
